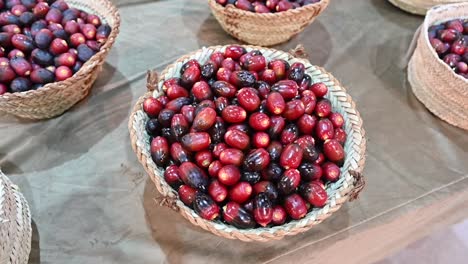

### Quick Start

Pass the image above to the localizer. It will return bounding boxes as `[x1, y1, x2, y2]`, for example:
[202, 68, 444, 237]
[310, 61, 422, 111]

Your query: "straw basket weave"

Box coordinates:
[129, 45, 366, 242]
[408, 3, 468, 130]
[0, 171, 32, 264]
[0, 0, 120, 120]
[208, 0, 329, 46]
[388, 0, 466, 15]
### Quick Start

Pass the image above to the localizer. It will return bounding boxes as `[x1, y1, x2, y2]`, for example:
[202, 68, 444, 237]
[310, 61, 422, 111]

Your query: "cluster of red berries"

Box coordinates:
[0, 0, 112, 95]
[143, 45, 347, 228]
[429, 19, 468, 78]
[215, 0, 321, 13]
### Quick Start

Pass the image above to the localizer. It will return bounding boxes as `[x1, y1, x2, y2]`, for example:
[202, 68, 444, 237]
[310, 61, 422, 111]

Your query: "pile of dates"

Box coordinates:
[143, 45, 347, 228]
[0, 0, 112, 95]
[429, 18, 468, 78]
[215, 0, 321, 13]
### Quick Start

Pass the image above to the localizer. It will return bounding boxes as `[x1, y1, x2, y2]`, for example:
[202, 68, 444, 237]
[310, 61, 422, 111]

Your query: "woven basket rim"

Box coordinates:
[408, 58, 468, 129]
[423, 3, 468, 85]
[129, 45, 366, 241]
[0, 0, 121, 101]
[208, 0, 328, 18]
[387, 0, 427, 15]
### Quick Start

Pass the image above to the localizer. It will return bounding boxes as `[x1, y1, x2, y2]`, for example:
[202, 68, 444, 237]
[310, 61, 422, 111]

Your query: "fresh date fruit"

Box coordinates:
[178, 185, 197, 206]
[252, 132, 270, 148]
[266, 141, 283, 162]
[179, 161, 209, 192]
[268, 116, 286, 139]
[209, 116, 226, 144]
[193, 193, 220, 220]
[224, 129, 250, 150]
[249, 112, 271, 131]
[271, 80, 298, 100]
[218, 164, 241, 186]
[322, 161, 341, 182]
[237, 87, 260, 112]
[298, 163, 322, 181]
[170, 142, 191, 164]
[300, 181, 327, 207]
[323, 139, 345, 164]
[229, 182, 253, 204]
[150, 136, 170, 166]
[195, 150, 213, 168]
[315, 118, 334, 141]
[164, 165, 183, 189]
[284, 193, 308, 220]
[181, 132, 211, 152]
[192, 107, 217, 131]
[253, 193, 273, 227]
[222, 105, 247, 123]
[219, 148, 244, 166]
[261, 162, 283, 182]
[280, 143, 303, 169]
[253, 181, 278, 202]
[229, 70, 256, 87]
[223, 202, 256, 229]
[272, 205, 287, 225]
[277, 169, 301, 194]
[266, 92, 286, 115]
[243, 148, 270, 172]
[241, 171, 262, 185]
[171, 114, 189, 140]
[208, 180, 228, 203]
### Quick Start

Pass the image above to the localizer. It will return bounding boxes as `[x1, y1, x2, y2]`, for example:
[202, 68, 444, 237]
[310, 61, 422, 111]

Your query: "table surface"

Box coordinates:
[1, 0, 468, 263]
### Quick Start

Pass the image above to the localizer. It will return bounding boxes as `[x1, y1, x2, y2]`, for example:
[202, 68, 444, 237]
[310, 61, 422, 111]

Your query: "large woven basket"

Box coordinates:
[0, 171, 32, 264]
[388, 0, 466, 15]
[129, 45, 366, 242]
[0, 0, 120, 120]
[408, 3, 468, 130]
[208, 0, 329, 46]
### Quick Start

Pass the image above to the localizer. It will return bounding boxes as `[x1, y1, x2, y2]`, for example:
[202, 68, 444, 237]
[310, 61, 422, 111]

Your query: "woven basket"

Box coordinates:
[388, 0, 466, 15]
[129, 45, 366, 242]
[408, 3, 468, 130]
[208, 0, 329, 46]
[0, 171, 32, 264]
[0, 0, 120, 120]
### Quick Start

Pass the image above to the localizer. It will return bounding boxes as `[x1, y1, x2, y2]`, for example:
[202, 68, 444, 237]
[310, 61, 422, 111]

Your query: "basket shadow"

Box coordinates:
[275, 19, 332, 66]
[142, 177, 352, 263]
[372, 34, 415, 103]
[182, 5, 242, 47]
[0, 63, 132, 174]
[28, 219, 41, 264]
[195, 15, 332, 66]
[372, 33, 468, 149]
[0, 153, 23, 175]
[372, 32, 439, 116]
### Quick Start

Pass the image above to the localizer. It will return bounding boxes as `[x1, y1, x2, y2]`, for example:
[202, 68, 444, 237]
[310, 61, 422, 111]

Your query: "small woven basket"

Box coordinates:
[388, 0, 466, 15]
[129, 45, 366, 242]
[0, 171, 32, 264]
[208, 0, 329, 46]
[408, 3, 468, 130]
[0, 0, 120, 120]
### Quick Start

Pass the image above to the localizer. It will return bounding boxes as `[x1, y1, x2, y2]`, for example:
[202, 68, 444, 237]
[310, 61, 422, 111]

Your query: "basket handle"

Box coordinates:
[146, 70, 159, 93]
[289, 44, 309, 59]
[154, 196, 180, 212]
[348, 170, 365, 201]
